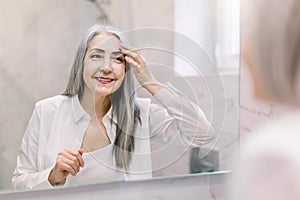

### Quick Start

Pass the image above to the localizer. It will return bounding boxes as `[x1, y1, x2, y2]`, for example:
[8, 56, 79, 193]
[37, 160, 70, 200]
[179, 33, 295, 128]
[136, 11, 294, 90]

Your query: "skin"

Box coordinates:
[48, 33, 163, 186]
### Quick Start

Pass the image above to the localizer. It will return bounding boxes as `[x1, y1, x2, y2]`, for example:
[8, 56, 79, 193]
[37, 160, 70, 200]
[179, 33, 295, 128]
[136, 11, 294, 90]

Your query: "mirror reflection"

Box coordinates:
[0, 0, 239, 192]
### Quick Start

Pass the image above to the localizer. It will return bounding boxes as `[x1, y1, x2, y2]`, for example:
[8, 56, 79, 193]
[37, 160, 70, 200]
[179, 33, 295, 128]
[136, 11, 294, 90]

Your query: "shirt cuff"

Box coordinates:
[34, 167, 54, 189]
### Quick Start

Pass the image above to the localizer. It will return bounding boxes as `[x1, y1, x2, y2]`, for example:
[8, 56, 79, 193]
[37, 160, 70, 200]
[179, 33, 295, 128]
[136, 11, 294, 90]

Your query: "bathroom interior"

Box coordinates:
[0, 0, 284, 199]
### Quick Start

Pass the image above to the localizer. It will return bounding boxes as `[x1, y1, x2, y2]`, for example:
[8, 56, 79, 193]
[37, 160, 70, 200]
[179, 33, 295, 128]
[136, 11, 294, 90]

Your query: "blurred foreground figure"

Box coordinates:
[232, 0, 300, 199]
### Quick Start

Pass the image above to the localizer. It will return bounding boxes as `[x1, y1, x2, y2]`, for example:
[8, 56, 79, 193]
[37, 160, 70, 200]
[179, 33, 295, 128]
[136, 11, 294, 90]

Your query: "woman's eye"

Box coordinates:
[90, 54, 103, 59]
[112, 57, 124, 63]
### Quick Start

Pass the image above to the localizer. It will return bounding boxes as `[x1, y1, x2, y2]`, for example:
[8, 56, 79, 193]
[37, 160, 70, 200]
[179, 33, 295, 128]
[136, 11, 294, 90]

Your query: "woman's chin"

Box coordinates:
[94, 87, 115, 97]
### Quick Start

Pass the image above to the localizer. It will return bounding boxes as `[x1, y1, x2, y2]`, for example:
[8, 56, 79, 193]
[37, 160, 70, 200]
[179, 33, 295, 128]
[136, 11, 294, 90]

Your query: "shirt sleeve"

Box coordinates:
[149, 83, 215, 147]
[11, 103, 54, 190]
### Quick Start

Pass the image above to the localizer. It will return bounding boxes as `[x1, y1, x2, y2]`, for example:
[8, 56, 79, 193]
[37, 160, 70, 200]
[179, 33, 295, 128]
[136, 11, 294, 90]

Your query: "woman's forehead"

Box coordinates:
[89, 33, 120, 52]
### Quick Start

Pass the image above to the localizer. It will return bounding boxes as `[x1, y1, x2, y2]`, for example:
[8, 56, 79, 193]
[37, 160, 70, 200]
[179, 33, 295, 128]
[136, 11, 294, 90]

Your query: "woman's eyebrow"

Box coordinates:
[89, 48, 105, 53]
[111, 51, 123, 55]
[89, 48, 122, 55]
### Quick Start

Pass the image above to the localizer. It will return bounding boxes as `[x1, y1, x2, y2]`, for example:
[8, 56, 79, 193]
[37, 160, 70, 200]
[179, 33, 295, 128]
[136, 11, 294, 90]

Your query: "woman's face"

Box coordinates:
[83, 33, 125, 97]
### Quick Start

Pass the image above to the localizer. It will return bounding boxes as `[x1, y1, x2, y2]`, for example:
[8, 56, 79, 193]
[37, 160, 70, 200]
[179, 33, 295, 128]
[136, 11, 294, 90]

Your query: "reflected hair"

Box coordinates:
[243, 0, 300, 105]
[62, 24, 140, 171]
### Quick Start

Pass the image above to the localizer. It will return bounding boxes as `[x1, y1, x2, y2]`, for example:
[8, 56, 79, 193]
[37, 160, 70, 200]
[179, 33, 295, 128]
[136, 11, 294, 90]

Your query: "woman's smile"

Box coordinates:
[94, 76, 115, 85]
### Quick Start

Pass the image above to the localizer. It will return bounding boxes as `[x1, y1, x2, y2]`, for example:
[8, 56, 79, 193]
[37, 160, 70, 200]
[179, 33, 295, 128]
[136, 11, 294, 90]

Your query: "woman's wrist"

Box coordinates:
[48, 169, 66, 186]
[142, 81, 164, 95]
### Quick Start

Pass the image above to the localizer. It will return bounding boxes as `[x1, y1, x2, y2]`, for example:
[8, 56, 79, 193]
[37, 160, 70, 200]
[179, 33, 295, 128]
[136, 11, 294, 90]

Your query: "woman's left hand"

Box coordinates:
[120, 43, 163, 95]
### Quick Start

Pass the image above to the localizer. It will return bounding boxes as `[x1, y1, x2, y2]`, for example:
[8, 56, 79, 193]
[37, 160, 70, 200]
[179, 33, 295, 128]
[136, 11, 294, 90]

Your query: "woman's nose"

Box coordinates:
[100, 58, 113, 72]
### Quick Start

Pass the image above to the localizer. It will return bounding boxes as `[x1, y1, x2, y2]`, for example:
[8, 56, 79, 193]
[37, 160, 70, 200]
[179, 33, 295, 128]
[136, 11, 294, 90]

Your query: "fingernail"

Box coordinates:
[141, 55, 146, 62]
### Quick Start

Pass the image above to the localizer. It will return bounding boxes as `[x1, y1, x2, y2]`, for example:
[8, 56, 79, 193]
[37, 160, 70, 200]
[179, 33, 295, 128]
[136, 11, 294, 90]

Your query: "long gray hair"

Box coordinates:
[62, 24, 140, 170]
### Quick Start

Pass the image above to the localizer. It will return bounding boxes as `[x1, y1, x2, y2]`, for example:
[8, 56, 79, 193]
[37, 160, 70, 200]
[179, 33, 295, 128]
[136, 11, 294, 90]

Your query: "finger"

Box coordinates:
[122, 49, 144, 65]
[120, 44, 144, 63]
[63, 157, 80, 172]
[125, 56, 139, 68]
[65, 149, 85, 167]
[139, 53, 147, 63]
[120, 43, 138, 52]
[134, 49, 147, 63]
[120, 43, 146, 60]
[77, 149, 85, 167]
[64, 149, 78, 155]
[78, 149, 84, 155]
[60, 162, 77, 176]
[120, 43, 146, 62]
[55, 159, 77, 176]
[59, 151, 81, 171]
[58, 152, 80, 172]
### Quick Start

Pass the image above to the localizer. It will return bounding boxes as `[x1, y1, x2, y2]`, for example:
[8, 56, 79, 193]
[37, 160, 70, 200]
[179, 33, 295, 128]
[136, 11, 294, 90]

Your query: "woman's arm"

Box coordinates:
[11, 103, 54, 190]
[149, 83, 214, 146]
[120, 43, 214, 146]
[12, 103, 85, 190]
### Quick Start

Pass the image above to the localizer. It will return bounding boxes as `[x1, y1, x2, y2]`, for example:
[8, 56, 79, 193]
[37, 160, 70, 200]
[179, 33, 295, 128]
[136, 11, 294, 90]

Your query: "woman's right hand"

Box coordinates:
[48, 149, 84, 186]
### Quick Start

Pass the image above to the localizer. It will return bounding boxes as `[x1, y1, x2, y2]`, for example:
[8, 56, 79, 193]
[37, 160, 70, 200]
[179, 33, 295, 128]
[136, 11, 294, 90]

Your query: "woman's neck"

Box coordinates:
[80, 91, 111, 119]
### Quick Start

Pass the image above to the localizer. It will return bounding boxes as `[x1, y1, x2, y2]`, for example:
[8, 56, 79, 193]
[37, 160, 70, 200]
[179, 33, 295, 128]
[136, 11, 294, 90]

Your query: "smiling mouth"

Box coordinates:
[95, 77, 114, 84]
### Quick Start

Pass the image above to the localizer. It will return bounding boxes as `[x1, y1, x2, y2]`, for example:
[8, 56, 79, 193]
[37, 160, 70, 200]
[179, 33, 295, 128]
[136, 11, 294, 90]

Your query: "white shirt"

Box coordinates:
[12, 84, 213, 190]
[231, 110, 300, 200]
[67, 145, 126, 186]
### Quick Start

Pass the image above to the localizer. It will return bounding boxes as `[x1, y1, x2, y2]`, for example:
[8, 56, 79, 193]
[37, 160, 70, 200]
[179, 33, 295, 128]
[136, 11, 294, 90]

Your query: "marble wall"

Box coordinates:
[0, 0, 238, 193]
[0, 0, 100, 190]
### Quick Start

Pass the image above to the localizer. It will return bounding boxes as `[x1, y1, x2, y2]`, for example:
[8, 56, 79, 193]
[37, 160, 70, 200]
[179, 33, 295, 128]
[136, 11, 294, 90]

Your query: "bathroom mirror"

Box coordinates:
[0, 0, 239, 193]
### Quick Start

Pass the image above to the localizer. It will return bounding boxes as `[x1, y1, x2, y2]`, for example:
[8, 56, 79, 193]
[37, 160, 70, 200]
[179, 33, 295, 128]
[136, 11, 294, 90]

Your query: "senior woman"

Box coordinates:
[12, 24, 213, 190]
[232, 0, 300, 199]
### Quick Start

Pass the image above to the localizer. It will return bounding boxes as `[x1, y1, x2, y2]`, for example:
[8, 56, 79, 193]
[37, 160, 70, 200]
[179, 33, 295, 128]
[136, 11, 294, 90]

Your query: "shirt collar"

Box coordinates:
[71, 94, 117, 124]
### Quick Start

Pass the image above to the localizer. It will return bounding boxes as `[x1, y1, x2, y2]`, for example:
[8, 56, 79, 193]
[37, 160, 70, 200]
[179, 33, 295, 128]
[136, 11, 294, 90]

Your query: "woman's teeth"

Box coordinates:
[95, 77, 113, 83]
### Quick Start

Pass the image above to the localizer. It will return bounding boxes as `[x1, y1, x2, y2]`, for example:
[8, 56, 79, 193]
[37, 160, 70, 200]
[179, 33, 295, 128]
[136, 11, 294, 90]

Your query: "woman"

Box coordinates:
[232, 0, 300, 199]
[12, 24, 213, 190]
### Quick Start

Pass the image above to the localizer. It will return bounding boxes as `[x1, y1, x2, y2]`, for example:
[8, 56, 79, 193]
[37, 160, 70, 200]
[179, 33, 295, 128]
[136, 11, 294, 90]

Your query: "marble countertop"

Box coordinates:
[0, 171, 229, 200]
